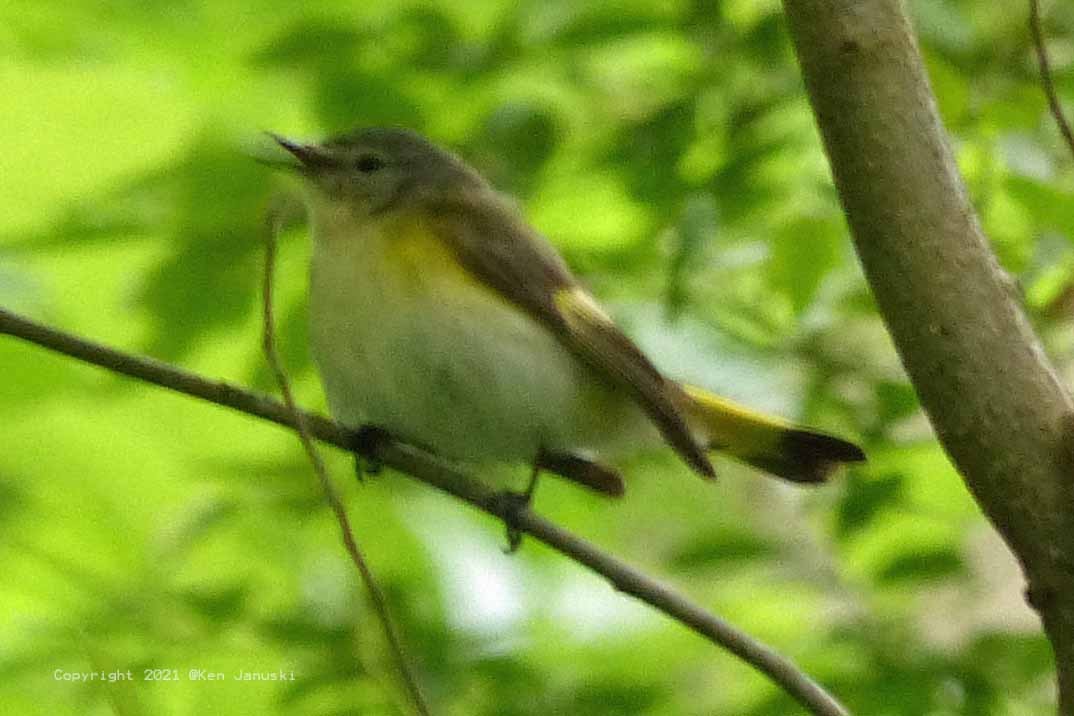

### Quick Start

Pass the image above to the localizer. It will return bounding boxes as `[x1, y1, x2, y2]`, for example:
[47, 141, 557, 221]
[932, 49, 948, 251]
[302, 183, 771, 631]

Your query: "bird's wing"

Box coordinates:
[427, 193, 714, 478]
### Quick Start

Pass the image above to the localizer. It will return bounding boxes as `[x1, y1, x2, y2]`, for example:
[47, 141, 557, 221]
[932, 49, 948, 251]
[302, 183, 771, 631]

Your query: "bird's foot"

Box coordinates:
[347, 425, 391, 481]
[497, 490, 532, 554]
[499, 462, 542, 553]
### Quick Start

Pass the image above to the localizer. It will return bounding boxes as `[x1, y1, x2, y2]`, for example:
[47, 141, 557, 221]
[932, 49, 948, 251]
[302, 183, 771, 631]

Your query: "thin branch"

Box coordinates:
[1030, 0, 1074, 161]
[0, 305, 849, 716]
[260, 213, 430, 716]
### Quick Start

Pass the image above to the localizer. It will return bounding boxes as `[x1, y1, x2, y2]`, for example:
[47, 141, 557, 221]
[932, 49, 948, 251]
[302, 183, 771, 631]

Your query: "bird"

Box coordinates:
[268, 127, 865, 499]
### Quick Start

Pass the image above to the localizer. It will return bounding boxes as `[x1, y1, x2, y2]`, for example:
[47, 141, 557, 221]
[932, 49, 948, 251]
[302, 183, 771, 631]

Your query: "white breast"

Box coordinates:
[308, 214, 653, 466]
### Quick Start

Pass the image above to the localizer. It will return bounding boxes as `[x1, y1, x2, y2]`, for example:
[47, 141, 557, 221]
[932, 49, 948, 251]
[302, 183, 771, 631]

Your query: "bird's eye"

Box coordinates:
[354, 154, 385, 173]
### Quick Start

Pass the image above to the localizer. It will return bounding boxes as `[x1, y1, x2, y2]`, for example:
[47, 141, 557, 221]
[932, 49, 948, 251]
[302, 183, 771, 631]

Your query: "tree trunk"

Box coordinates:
[781, 0, 1074, 712]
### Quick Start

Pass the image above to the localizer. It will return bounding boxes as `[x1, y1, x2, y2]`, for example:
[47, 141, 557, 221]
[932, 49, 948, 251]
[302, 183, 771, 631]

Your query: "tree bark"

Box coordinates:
[781, 0, 1074, 711]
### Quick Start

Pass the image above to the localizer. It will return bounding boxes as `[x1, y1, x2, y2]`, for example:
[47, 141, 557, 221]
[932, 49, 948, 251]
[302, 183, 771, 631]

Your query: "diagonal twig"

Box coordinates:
[1030, 0, 1074, 160]
[260, 212, 430, 716]
[0, 305, 849, 716]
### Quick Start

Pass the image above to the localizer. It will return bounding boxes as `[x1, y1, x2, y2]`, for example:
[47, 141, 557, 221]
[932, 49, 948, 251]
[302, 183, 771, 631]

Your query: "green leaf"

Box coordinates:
[876, 546, 965, 585]
[770, 216, 842, 316]
[665, 194, 717, 320]
[836, 473, 905, 539]
[668, 529, 778, 571]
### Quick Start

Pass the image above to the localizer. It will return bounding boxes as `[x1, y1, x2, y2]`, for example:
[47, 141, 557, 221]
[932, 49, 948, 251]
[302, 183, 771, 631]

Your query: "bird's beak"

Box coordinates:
[261, 132, 330, 171]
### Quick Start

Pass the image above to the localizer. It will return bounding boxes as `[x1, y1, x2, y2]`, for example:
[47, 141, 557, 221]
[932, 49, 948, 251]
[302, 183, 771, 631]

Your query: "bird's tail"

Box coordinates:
[678, 384, 865, 484]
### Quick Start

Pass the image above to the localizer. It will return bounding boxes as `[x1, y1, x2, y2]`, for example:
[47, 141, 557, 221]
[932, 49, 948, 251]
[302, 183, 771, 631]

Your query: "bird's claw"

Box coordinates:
[497, 490, 533, 554]
[348, 425, 391, 481]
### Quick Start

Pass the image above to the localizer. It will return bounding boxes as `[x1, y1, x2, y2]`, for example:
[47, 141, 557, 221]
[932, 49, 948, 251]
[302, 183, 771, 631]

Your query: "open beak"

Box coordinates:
[262, 132, 329, 171]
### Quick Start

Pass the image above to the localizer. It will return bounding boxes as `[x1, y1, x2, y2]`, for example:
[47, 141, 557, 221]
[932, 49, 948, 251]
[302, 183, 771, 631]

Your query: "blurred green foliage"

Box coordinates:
[2, 0, 1073, 714]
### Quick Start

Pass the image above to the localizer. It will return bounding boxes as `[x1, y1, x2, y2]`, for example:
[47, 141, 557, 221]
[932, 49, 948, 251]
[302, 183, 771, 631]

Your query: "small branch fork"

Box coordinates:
[0, 304, 849, 716]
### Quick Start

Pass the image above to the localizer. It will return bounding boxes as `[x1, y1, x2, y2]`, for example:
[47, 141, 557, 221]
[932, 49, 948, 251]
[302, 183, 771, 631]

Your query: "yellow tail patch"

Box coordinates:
[680, 384, 865, 484]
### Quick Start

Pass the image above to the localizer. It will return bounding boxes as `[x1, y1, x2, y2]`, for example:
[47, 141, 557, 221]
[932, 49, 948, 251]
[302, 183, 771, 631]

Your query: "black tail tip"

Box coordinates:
[756, 430, 866, 485]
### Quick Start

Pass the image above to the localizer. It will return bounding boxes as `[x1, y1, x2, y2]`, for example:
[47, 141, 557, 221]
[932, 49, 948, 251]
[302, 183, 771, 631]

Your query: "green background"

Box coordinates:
[2, 0, 1072, 713]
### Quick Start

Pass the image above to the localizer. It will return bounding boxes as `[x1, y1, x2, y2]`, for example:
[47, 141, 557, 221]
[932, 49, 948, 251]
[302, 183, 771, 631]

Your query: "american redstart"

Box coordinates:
[267, 127, 864, 496]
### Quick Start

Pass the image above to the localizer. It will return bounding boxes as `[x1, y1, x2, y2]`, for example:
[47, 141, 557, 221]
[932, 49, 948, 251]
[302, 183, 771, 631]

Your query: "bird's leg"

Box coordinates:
[522, 459, 542, 502]
[501, 456, 543, 554]
[347, 424, 392, 481]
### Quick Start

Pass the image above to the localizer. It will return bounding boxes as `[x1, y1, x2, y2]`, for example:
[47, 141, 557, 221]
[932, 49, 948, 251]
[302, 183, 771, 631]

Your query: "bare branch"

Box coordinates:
[1030, 0, 1074, 161]
[0, 305, 849, 716]
[260, 213, 430, 716]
